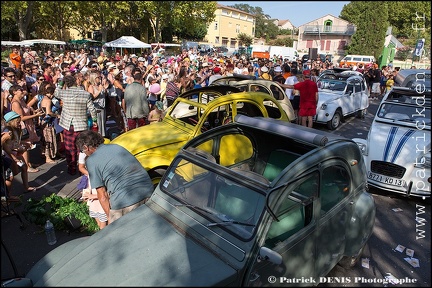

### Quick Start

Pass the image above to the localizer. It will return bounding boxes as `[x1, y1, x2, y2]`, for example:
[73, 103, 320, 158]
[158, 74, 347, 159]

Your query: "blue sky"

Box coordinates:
[217, 1, 351, 27]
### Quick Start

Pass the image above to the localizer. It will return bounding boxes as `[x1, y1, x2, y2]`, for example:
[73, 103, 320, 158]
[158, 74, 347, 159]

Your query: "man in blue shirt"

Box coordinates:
[76, 130, 153, 224]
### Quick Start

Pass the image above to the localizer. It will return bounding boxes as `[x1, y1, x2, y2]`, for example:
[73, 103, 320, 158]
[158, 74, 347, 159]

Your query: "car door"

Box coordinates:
[245, 172, 319, 286]
[315, 161, 354, 277]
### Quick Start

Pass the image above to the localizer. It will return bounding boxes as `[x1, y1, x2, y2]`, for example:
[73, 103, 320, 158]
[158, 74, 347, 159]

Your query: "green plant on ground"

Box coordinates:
[22, 193, 100, 234]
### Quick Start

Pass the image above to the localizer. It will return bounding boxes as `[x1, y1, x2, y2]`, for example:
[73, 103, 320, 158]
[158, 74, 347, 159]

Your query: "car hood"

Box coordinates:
[27, 205, 237, 286]
[317, 91, 344, 105]
[109, 121, 191, 156]
[368, 122, 430, 166]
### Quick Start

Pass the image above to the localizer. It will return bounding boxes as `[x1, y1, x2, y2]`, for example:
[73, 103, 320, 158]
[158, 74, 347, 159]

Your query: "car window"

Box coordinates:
[362, 57, 371, 62]
[264, 172, 318, 248]
[233, 101, 265, 118]
[317, 79, 346, 91]
[377, 102, 431, 124]
[320, 166, 350, 214]
[251, 84, 269, 94]
[353, 57, 362, 61]
[270, 84, 285, 100]
[162, 155, 266, 239]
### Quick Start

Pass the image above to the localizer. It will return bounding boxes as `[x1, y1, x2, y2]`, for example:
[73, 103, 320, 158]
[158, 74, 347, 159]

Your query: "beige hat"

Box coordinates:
[202, 62, 209, 67]
[113, 69, 122, 76]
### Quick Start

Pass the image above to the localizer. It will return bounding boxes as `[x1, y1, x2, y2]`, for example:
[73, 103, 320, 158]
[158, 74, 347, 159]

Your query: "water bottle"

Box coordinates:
[45, 219, 57, 245]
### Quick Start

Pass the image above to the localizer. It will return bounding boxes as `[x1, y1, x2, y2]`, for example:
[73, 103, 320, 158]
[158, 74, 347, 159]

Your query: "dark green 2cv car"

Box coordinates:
[25, 115, 375, 286]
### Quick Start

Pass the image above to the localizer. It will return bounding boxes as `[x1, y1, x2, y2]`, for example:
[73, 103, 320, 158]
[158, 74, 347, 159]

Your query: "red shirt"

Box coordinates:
[294, 79, 318, 109]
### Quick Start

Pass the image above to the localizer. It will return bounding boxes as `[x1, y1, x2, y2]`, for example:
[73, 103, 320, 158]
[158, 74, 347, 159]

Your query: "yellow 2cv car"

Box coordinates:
[109, 85, 291, 184]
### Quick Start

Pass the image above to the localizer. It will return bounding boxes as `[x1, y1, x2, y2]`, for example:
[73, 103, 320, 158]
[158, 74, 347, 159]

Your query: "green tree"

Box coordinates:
[269, 37, 294, 47]
[237, 32, 254, 47]
[340, 1, 389, 59]
[1, 1, 36, 40]
[228, 4, 270, 38]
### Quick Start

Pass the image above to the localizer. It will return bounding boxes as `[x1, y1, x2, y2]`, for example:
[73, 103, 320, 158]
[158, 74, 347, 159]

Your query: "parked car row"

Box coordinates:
[11, 67, 381, 286]
[25, 115, 376, 286]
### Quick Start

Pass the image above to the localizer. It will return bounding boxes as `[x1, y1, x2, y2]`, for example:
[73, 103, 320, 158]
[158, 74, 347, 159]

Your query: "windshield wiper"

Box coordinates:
[207, 220, 256, 227]
[174, 204, 218, 216]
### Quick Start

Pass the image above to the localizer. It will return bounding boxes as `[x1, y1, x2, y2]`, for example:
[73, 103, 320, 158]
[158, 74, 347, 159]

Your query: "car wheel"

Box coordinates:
[327, 110, 342, 130]
[338, 245, 365, 269]
[149, 168, 167, 188]
[357, 108, 367, 119]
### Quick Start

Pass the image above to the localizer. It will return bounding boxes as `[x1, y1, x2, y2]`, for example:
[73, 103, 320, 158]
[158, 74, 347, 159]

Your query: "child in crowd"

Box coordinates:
[78, 151, 108, 230]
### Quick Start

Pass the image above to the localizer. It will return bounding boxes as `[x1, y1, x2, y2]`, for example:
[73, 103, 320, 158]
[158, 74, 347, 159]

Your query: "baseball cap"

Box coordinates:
[130, 54, 137, 58]
[138, 57, 145, 62]
[302, 69, 311, 77]
[213, 66, 221, 73]
[274, 66, 282, 73]
[261, 66, 269, 73]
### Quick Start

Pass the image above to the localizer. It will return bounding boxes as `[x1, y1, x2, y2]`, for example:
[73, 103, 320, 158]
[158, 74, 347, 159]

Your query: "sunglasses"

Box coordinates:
[6, 74, 16, 78]
[38, 78, 45, 81]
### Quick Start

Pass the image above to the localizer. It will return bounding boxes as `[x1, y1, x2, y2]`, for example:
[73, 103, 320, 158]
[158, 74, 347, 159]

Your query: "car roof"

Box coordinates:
[178, 85, 243, 99]
[233, 114, 346, 147]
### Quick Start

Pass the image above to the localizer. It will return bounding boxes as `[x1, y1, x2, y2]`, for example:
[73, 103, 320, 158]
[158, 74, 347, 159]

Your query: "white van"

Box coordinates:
[339, 55, 375, 68]
[269, 46, 299, 62]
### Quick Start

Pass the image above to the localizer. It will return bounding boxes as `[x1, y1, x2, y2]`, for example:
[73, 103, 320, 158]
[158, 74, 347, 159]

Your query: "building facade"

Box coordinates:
[203, 4, 255, 48]
[296, 14, 355, 56]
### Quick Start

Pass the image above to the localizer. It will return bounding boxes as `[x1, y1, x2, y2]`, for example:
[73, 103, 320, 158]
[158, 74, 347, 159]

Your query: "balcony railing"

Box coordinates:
[303, 25, 355, 36]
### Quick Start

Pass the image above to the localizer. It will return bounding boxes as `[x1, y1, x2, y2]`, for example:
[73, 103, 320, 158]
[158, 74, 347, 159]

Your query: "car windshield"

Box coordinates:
[377, 102, 431, 126]
[317, 79, 347, 92]
[160, 155, 267, 239]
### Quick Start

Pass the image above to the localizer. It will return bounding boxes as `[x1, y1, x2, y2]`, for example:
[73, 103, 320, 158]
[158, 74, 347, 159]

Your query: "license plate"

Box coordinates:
[368, 171, 405, 187]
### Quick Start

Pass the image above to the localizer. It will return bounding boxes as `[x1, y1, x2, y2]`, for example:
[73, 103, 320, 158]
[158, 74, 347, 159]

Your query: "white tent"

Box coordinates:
[1, 41, 24, 46]
[21, 39, 66, 45]
[103, 36, 151, 49]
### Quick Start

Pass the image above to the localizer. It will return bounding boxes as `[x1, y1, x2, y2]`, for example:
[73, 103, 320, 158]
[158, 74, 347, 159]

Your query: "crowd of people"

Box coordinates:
[1, 43, 403, 227]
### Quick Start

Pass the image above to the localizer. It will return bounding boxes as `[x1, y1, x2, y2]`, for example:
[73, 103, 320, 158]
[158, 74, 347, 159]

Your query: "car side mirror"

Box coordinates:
[258, 247, 282, 265]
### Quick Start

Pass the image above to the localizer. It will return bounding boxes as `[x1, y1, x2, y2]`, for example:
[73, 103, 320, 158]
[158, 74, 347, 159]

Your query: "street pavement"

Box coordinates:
[1, 119, 121, 281]
[1, 145, 89, 281]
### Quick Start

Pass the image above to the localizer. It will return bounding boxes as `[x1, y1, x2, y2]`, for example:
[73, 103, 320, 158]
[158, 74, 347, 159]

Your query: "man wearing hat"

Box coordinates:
[279, 69, 318, 128]
[137, 57, 146, 73]
[259, 65, 272, 80]
[272, 66, 285, 84]
[208, 66, 223, 85]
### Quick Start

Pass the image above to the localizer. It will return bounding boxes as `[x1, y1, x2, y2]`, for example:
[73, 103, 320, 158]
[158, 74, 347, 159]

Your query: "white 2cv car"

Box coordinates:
[315, 71, 369, 130]
[353, 87, 431, 198]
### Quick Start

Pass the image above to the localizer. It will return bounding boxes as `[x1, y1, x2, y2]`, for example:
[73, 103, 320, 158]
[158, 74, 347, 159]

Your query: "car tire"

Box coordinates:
[357, 108, 367, 119]
[327, 110, 342, 130]
[149, 168, 167, 188]
[338, 245, 365, 269]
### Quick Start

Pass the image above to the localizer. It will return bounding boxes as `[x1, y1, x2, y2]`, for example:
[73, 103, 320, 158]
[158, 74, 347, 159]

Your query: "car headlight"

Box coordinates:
[414, 155, 431, 168]
[356, 143, 368, 156]
[320, 103, 327, 110]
